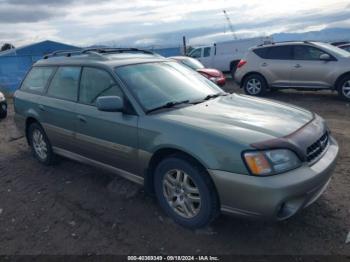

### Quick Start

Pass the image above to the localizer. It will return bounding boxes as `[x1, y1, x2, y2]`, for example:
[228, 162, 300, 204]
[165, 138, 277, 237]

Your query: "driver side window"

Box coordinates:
[79, 67, 123, 105]
[190, 48, 202, 58]
[293, 45, 327, 60]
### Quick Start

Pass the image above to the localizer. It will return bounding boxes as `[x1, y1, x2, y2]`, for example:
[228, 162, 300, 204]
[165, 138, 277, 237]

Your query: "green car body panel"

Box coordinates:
[14, 53, 338, 221]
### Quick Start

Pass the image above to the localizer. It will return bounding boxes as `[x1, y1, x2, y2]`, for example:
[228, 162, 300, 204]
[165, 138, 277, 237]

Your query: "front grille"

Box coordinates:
[307, 132, 329, 163]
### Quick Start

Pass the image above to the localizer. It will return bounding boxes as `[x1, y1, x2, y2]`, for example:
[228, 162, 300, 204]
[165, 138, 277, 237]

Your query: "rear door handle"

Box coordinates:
[261, 62, 268, 67]
[77, 115, 86, 123]
[38, 105, 45, 111]
[294, 64, 302, 68]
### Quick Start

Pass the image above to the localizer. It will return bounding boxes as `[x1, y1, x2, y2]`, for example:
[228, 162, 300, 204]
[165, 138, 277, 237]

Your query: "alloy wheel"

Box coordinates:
[32, 129, 48, 160]
[246, 78, 262, 95]
[162, 169, 201, 219]
[342, 80, 350, 98]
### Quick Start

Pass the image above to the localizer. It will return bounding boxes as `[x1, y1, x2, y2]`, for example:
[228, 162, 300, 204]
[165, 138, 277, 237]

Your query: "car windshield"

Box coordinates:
[315, 42, 350, 57]
[180, 58, 205, 70]
[115, 61, 224, 112]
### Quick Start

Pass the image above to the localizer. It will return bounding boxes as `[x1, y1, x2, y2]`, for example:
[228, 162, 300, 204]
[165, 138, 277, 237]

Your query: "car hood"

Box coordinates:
[155, 94, 314, 143]
[197, 68, 223, 77]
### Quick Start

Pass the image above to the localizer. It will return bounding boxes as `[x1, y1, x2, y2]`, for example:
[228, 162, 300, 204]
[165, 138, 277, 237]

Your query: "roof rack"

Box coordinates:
[43, 49, 82, 59]
[81, 47, 155, 55]
[43, 47, 156, 59]
[257, 40, 314, 47]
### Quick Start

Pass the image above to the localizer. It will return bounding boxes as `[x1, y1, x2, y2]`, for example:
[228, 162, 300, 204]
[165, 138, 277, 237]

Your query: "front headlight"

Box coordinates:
[243, 149, 301, 176]
[0, 92, 5, 102]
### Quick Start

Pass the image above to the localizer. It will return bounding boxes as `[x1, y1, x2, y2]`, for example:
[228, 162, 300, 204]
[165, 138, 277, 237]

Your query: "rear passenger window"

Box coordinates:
[265, 46, 293, 60]
[21, 67, 55, 93]
[203, 47, 211, 57]
[47, 67, 80, 101]
[79, 67, 123, 105]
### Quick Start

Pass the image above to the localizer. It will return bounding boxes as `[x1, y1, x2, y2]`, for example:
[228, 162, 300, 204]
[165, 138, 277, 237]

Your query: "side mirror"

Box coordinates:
[320, 53, 331, 61]
[96, 96, 124, 112]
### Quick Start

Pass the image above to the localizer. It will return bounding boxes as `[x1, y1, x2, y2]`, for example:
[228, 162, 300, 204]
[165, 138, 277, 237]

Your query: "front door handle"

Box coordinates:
[294, 64, 302, 68]
[77, 115, 86, 123]
[38, 105, 45, 111]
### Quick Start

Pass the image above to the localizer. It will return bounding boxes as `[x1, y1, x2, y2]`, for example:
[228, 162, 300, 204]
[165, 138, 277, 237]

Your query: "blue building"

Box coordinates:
[152, 47, 182, 57]
[0, 40, 80, 94]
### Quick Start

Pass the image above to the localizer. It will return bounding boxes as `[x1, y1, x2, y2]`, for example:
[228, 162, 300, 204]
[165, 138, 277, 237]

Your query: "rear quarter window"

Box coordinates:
[253, 48, 268, 58]
[254, 46, 293, 60]
[21, 67, 56, 93]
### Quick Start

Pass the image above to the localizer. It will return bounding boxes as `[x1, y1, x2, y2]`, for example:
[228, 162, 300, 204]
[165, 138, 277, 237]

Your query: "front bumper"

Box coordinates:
[209, 136, 339, 220]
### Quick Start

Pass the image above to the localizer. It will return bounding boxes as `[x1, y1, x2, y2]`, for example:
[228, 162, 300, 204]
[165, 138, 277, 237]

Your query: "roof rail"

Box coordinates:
[257, 40, 316, 47]
[43, 49, 82, 59]
[43, 47, 156, 59]
[81, 47, 155, 55]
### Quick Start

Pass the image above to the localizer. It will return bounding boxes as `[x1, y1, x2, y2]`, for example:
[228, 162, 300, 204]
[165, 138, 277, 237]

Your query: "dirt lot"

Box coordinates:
[0, 80, 349, 255]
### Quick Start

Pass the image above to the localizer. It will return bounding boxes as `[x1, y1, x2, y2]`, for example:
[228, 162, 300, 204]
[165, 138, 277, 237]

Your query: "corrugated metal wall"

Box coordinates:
[0, 55, 41, 93]
[0, 41, 80, 94]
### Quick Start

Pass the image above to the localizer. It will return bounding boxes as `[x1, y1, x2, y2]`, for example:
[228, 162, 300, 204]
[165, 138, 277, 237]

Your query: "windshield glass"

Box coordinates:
[180, 58, 205, 70]
[315, 42, 350, 57]
[115, 62, 223, 112]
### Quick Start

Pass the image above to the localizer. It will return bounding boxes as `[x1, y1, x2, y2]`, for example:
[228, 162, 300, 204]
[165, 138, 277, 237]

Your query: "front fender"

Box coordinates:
[138, 117, 250, 175]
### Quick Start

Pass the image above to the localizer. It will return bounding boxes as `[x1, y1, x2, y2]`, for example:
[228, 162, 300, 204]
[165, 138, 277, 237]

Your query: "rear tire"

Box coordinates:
[153, 155, 220, 229]
[28, 122, 56, 165]
[337, 75, 350, 101]
[243, 74, 267, 96]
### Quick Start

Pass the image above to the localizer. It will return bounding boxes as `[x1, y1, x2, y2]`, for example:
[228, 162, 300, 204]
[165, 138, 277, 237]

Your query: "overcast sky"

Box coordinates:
[0, 0, 349, 47]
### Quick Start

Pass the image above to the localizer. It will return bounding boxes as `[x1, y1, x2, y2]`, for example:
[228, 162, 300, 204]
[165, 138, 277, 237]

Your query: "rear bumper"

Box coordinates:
[209, 136, 339, 220]
[233, 70, 244, 86]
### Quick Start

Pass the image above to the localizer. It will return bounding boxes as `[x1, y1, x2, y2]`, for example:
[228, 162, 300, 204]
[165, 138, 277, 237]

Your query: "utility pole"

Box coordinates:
[182, 36, 187, 55]
[223, 10, 238, 40]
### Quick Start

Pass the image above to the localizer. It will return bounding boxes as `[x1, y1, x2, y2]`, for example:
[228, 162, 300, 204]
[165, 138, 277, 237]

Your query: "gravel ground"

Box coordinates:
[0, 80, 349, 255]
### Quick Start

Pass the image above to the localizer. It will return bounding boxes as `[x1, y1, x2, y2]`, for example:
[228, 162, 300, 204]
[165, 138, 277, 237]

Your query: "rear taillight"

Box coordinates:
[237, 60, 247, 68]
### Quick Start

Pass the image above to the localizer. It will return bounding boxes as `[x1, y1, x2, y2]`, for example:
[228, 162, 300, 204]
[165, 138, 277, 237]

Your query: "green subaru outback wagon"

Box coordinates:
[14, 48, 339, 228]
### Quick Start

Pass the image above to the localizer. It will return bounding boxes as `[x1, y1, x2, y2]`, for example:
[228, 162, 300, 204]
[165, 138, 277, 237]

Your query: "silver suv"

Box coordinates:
[235, 41, 350, 101]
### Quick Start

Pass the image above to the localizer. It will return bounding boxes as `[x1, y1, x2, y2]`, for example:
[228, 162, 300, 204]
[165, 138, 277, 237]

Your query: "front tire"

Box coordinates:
[337, 75, 350, 101]
[28, 122, 56, 165]
[154, 156, 219, 229]
[0, 103, 7, 119]
[243, 74, 267, 96]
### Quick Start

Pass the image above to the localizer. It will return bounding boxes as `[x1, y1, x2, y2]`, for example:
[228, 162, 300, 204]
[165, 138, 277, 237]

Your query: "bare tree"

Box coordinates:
[1, 43, 15, 52]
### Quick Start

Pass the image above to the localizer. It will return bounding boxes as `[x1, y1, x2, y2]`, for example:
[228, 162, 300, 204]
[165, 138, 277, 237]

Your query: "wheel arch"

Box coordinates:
[144, 147, 211, 195]
[334, 72, 350, 90]
[25, 117, 40, 145]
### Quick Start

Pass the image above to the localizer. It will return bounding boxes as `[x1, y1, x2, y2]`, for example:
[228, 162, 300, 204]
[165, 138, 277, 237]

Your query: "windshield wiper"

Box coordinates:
[193, 92, 228, 104]
[146, 100, 190, 114]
